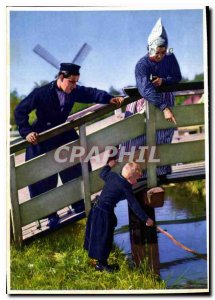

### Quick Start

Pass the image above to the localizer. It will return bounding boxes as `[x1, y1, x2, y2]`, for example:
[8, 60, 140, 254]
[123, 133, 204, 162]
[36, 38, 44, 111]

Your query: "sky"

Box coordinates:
[9, 8, 205, 97]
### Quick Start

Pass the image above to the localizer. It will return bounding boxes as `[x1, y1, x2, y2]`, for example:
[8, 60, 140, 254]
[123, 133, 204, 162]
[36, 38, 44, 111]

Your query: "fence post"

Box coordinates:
[79, 124, 91, 216]
[145, 101, 160, 274]
[10, 154, 23, 248]
[146, 102, 157, 187]
[129, 101, 160, 275]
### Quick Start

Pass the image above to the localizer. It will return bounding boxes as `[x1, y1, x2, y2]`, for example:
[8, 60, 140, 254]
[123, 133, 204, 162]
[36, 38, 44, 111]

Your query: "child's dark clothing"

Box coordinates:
[84, 165, 149, 262]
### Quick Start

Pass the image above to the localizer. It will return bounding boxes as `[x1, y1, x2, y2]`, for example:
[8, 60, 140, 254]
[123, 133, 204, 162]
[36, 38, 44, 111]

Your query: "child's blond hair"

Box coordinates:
[121, 162, 142, 179]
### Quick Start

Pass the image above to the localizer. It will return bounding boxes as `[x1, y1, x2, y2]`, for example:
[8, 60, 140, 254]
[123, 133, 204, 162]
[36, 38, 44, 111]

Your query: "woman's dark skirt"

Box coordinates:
[84, 204, 117, 261]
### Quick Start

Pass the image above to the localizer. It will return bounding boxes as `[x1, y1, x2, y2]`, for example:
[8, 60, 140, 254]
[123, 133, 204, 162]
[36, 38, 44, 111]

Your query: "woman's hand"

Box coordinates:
[152, 77, 163, 87]
[26, 132, 39, 145]
[163, 107, 177, 124]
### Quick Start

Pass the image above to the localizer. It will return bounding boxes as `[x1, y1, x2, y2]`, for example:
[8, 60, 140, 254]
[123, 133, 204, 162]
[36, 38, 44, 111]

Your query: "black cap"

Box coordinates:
[60, 63, 81, 76]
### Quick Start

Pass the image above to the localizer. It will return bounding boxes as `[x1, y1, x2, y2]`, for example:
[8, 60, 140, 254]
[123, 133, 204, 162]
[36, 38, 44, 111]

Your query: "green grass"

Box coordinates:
[10, 219, 166, 292]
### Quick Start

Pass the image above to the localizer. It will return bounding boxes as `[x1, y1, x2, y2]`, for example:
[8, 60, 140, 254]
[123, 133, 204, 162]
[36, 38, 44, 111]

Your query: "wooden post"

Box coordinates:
[146, 102, 157, 188]
[128, 191, 160, 275]
[79, 124, 91, 216]
[10, 210, 14, 242]
[128, 102, 160, 276]
[144, 102, 160, 274]
[10, 154, 23, 248]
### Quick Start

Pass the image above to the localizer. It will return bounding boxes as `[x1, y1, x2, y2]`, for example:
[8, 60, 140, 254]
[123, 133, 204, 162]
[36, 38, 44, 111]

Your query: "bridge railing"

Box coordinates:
[10, 82, 205, 247]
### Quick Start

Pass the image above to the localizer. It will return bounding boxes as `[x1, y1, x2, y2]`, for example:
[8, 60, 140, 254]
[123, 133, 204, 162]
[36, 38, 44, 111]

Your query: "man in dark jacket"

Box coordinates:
[15, 63, 123, 227]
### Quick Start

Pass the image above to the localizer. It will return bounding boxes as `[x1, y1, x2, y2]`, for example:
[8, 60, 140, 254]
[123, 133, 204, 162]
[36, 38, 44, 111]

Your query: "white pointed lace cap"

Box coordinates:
[147, 18, 168, 56]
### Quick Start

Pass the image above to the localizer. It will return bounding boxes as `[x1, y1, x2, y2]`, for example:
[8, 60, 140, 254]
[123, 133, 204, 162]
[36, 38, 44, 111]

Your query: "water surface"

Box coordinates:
[114, 183, 207, 289]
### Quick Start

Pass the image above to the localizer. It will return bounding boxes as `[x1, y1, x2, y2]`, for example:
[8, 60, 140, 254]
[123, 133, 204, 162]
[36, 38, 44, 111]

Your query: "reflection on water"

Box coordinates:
[114, 182, 208, 289]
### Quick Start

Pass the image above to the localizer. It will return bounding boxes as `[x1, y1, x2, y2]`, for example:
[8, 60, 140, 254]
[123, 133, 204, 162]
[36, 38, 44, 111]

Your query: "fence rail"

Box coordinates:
[10, 82, 204, 154]
[10, 82, 205, 247]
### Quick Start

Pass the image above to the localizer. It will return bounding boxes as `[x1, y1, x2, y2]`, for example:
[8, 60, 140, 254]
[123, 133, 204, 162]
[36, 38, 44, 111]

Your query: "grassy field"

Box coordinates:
[10, 219, 166, 293]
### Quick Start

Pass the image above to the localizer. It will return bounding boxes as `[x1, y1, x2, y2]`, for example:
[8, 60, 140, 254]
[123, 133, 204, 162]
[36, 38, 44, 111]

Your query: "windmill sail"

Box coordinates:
[72, 43, 92, 65]
[33, 44, 60, 69]
[33, 43, 92, 69]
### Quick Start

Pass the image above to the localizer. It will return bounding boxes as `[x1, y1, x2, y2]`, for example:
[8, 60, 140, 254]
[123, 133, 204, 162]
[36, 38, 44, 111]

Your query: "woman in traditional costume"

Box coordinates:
[122, 18, 182, 178]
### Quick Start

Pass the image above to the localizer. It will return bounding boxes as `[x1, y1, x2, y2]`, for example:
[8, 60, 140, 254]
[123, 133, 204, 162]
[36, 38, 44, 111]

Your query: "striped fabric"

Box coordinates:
[121, 95, 174, 175]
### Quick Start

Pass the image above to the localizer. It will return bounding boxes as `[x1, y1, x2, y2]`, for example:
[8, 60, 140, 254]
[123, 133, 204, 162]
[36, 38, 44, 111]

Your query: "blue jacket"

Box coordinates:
[84, 164, 149, 260]
[15, 81, 113, 139]
[135, 53, 182, 111]
[99, 165, 149, 222]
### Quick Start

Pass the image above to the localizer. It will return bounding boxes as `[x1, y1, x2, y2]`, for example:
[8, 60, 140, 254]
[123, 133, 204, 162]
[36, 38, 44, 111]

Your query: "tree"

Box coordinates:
[192, 73, 204, 82]
[10, 88, 37, 131]
[180, 76, 189, 83]
[33, 80, 49, 90]
[108, 86, 122, 96]
[10, 90, 21, 130]
[10, 81, 50, 131]
[175, 73, 204, 105]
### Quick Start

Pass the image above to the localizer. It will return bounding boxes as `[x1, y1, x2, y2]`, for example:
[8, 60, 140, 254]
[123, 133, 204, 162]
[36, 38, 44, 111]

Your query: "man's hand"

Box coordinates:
[163, 107, 177, 124]
[108, 159, 117, 168]
[152, 77, 163, 87]
[110, 97, 124, 108]
[146, 218, 154, 227]
[26, 132, 39, 145]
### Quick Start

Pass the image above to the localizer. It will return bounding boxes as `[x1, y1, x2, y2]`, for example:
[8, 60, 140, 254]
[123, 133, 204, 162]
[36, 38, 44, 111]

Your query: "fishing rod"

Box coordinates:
[155, 225, 207, 260]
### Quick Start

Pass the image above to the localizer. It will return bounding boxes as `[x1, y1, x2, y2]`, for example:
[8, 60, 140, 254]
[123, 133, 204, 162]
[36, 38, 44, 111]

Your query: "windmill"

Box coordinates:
[33, 42, 92, 71]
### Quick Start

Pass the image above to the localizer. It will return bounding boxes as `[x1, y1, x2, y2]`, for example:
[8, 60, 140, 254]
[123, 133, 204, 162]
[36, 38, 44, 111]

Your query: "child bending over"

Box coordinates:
[84, 160, 154, 272]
